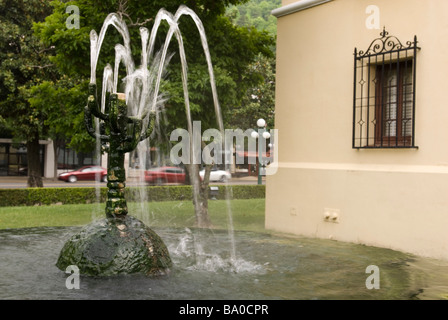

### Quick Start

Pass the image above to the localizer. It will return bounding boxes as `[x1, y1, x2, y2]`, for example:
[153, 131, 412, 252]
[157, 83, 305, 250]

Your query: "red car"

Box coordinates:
[144, 166, 186, 185]
[58, 166, 108, 183]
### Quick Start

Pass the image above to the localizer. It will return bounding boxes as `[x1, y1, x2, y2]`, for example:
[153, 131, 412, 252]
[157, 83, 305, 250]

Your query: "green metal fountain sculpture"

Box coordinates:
[56, 85, 172, 276]
[85, 86, 149, 219]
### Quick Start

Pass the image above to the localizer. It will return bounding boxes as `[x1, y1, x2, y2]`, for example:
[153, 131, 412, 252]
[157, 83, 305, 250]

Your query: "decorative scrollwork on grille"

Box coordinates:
[357, 27, 417, 58]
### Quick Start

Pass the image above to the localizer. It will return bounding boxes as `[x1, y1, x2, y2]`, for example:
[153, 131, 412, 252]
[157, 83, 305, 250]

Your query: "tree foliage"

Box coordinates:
[0, 0, 57, 136]
[227, 0, 280, 36]
[225, 0, 278, 130]
[227, 53, 275, 130]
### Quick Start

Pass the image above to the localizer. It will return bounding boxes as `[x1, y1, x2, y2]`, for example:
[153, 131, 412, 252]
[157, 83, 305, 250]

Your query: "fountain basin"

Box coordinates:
[1, 225, 448, 300]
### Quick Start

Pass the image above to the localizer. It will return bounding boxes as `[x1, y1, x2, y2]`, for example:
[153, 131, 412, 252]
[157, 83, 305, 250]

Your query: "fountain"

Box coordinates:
[55, 63, 172, 276]
[56, 6, 224, 276]
[2, 6, 448, 301]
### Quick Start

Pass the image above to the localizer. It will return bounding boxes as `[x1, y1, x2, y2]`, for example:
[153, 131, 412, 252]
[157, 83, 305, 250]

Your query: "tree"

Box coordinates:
[35, 0, 274, 227]
[0, 0, 58, 187]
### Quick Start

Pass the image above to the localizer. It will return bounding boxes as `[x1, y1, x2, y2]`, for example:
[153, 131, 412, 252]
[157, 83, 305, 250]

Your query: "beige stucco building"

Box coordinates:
[266, 0, 448, 260]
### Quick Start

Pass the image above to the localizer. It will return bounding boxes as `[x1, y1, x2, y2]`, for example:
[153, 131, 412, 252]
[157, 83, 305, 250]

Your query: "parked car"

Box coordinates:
[144, 166, 186, 185]
[199, 168, 232, 182]
[58, 166, 107, 183]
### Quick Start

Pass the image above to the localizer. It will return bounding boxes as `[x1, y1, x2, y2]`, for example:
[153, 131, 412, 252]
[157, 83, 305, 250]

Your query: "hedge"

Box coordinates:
[0, 185, 265, 207]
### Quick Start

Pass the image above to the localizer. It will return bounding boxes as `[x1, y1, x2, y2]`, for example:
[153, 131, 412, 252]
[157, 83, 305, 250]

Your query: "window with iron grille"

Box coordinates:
[353, 28, 420, 148]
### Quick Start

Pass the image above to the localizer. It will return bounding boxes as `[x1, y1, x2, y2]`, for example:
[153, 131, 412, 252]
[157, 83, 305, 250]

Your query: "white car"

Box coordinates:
[199, 168, 232, 182]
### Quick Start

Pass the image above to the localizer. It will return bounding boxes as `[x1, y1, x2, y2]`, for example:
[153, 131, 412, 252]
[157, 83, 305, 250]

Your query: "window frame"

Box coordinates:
[352, 28, 420, 149]
[374, 61, 413, 147]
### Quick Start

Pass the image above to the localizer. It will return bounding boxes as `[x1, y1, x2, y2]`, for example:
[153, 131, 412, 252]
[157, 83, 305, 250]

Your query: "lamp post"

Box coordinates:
[251, 118, 270, 185]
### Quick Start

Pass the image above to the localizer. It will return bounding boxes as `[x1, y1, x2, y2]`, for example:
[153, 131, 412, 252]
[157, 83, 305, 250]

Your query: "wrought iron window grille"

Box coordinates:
[353, 28, 420, 149]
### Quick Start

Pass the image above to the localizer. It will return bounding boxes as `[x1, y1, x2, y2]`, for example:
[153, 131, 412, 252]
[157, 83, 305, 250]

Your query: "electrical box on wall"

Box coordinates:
[323, 208, 340, 223]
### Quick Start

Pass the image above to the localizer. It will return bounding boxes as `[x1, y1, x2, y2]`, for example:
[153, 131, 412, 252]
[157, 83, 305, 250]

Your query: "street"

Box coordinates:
[0, 175, 264, 188]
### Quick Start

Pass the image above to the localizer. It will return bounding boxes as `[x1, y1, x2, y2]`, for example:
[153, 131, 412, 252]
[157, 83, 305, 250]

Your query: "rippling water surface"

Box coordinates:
[0, 226, 447, 300]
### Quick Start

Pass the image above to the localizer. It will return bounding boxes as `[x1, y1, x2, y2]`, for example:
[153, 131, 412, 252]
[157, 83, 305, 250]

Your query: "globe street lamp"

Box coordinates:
[251, 118, 270, 185]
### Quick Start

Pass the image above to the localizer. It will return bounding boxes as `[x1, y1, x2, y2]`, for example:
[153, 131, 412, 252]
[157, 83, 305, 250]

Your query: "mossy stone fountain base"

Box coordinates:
[56, 215, 172, 276]
[55, 85, 173, 276]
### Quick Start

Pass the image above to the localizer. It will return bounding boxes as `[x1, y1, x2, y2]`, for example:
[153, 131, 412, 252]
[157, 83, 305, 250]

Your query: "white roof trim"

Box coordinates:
[271, 0, 333, 18]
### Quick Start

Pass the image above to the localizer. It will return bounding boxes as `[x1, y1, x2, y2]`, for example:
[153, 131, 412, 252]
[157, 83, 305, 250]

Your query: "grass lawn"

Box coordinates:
[0, 199, 266, 232]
